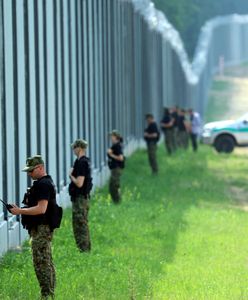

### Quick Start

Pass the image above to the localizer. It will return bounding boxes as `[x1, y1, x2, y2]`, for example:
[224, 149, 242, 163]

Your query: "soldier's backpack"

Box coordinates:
[47, 200, 63, 230]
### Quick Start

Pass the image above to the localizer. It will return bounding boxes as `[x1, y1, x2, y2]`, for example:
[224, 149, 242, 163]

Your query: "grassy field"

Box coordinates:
[1, 145, 248, 299]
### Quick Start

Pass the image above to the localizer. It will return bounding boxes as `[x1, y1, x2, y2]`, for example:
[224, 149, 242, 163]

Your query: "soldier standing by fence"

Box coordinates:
[69, 139, 93, 252]
[177, 109, 189, 149]
[107, 130, 125, 203]
[161, 107, 175, 155]
[170, 106, 179, 151]
[144, 114, 160, 174]
[10, 155, 61, 300]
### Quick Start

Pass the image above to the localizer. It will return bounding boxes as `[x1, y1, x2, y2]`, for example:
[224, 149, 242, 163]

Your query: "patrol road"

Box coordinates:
[1, 68, 248, 299]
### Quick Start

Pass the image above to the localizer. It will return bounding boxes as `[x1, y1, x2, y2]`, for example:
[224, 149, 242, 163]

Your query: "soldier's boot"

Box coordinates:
[40, 294, 54, 300]
[110, 183, 121, 203]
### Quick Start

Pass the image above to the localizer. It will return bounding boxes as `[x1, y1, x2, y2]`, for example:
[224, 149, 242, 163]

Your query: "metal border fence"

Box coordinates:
[0, 0, 248, 256]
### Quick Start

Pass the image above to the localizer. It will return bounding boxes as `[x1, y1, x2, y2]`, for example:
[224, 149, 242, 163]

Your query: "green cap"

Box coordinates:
[71, 139, 88, 149]
[22, 155, 44, 172]
[109, 129, 121, 139]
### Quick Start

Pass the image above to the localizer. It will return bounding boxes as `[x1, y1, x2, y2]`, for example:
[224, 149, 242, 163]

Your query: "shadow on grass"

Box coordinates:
[122, 145, 233, 265]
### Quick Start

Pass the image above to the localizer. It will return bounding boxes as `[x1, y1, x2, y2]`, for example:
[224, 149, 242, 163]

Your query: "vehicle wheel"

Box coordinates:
[214, 135, 235, 153]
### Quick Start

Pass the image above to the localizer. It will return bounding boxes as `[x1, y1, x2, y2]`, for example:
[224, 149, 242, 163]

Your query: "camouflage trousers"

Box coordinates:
[177, 130, 189, 149]
[164, 129, 177, 154]
[147, 142, 158, 174]
[30, 224, 55, 300]
[109, 168, 122, 203]
[72, 195, 91, 252]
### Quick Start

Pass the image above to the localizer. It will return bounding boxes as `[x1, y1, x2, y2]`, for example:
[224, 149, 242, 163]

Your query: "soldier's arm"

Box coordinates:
[10, 200, 48, 215]
[70, 175, 85, 188]
[184, 121, 191, 132]
[109, 153, 124, 161]
[161, 122, 173, 128]
[147, 132, 158, 138]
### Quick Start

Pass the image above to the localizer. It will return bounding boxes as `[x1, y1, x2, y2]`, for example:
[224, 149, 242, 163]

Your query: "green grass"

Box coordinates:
[1, 146, 248, 299]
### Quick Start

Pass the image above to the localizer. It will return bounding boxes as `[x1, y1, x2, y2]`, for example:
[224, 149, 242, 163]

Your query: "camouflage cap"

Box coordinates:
[71, 139, 88, 149]
[109, 129, 121, 139]
[22, 155, 44, 172]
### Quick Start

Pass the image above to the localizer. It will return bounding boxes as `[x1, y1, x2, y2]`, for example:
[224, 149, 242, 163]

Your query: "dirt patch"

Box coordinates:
[229, 186, 248, 212]
[234, 147, 248, 156]
[213, 76, 248, 120]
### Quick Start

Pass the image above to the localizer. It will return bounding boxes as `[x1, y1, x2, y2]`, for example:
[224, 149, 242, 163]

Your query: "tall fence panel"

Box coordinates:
[0, 0, 248, 256]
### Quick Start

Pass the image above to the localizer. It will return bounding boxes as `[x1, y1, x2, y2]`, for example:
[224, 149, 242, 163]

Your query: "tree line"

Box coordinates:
[154, 0, 248, 59]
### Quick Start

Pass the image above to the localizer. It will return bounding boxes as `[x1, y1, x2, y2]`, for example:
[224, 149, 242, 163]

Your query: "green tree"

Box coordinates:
[154, 0, 248, 58]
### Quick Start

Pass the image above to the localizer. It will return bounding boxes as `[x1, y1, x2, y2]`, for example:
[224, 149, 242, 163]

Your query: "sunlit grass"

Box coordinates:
[1, 145, 248, 299]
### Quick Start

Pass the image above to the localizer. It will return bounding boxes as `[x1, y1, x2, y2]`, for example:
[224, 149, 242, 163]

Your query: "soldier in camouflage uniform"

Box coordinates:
[107, 130, 124, 203]
[144, 114, 160, 174]
[10, 155, 56, 300]
[69, 139, 92, 252]
[161, 107, 175, 155]
[170, 106, 179, 151]
[31, 225, 56, 299]
[177, 109, 189, 149]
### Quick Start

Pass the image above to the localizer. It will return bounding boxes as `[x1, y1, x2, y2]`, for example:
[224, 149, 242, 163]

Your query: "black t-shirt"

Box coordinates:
[171, 112, 178, 128]
[24, 175, 56, 222]
[144, 122, 159, 143]
[68, 156, 92, 198]
[21, 175, 64, 232]
[177, 116, 186, 131]
[108, 142, 123, 169]
[70, 156, 90, 194]
[72, 157, 88, 178]
[35, 176, 56, 203]
[161, 115, 172, 131]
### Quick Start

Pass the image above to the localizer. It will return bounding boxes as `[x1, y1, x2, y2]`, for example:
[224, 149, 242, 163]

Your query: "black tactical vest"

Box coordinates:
[21, 176, 62, 232]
